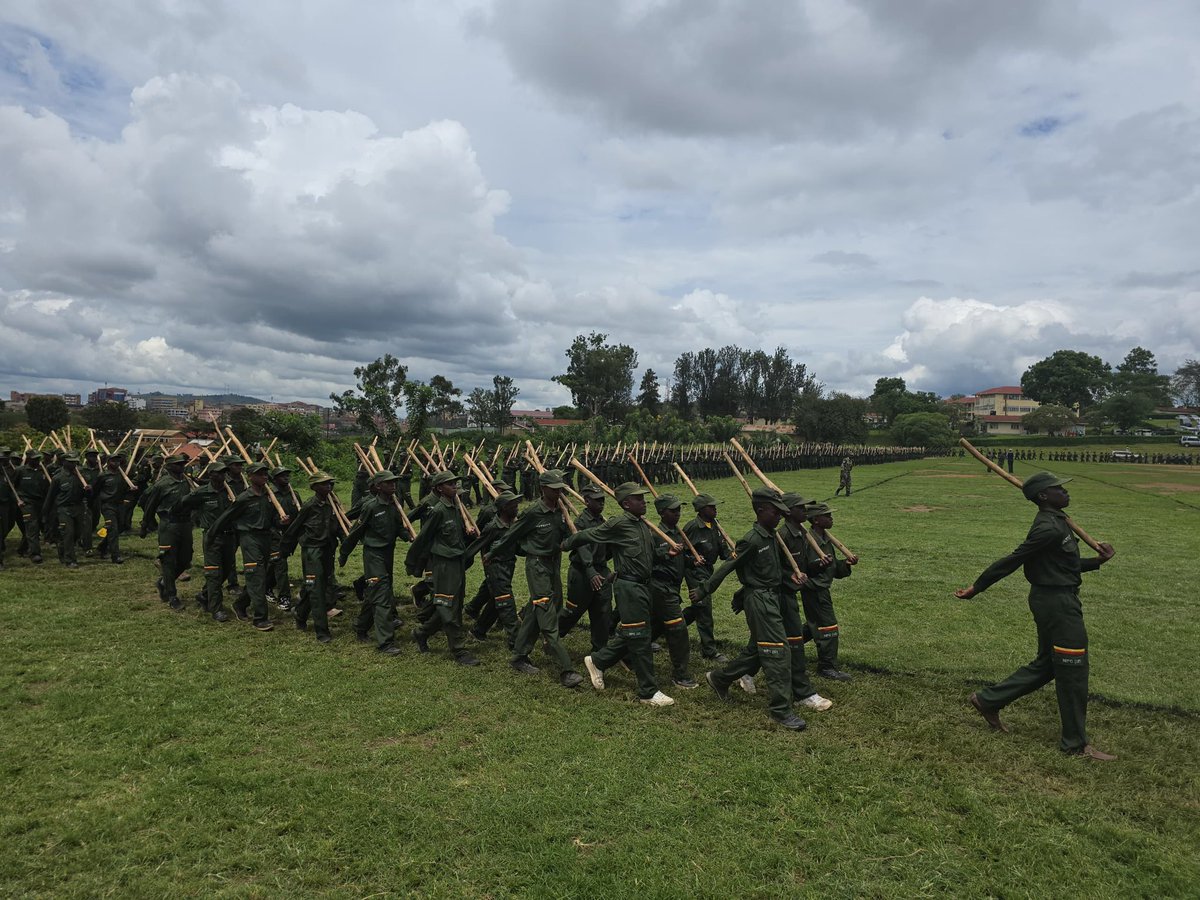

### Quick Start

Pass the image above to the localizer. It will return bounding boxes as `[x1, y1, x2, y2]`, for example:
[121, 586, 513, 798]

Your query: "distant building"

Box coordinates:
[88, 387, 128, 405]
[10, 390, 82, 407]
[62, 393, 82, 408]
[973, 386, 1040, 434]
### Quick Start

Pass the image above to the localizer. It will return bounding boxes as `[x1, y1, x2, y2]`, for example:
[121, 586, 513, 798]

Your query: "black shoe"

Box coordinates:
[770, 713, 807, 731]
[111, 556, 125, 565]
[455, 653, 480, 667]
[510, 658, 540, 675]
[85, 549, 94, 558]
[378, 645, 402, 657]
[232, 599, 250, 622]
[295, 618, 308, 631]
[317, 634, 332, 644]
[31, 555, 43, 564]
[673, 677, 699, 690]
[561, 671, 584, 688]
[706, 671, 732, 702]
[355, 631, 370, 643]
[168, 596, 182, 610]
[412, 630, 430, 653]
[253, 620, 274, 632]
[817, 667, 852, 682]
[650, 641, 662, 653]
[212, 610, 229, 622]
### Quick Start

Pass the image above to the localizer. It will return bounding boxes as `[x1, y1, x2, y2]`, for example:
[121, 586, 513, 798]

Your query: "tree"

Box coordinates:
[429, 374, 465, 428]
[636, 369, 661, 414]
[329, 353, 408, 436]
[1171, 359, 1200, 407]
[869, 377, 909, 426]
[1020, 350, 1112, 411]
[402, 381, 434, 442]
[890, 412, 953, 450]
[1020, 403, 1078, 436]
[181, 418, 217, 438]
[1112, 347, 1171, 405]
[794, 393, 869, 443]
[671, 352, 694, 418]
[261, 412, 322, 457]
[705, 415, 742, 442]
[221, 407, 266, 444]
[466, 388, 492, 431]
[552, 332, 637, 421]
[81, 401, 139, 441]
[25, 395, 70, 434]
[1091, 392, 1157, 433]
[488, 376, 520, 434]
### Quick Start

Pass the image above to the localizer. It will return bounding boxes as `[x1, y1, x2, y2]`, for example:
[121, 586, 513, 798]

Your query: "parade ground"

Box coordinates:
[3, 454, 1198, 897]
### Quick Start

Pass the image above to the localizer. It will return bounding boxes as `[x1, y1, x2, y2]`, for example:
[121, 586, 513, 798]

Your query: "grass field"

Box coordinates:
[2, 455, 1198, 897]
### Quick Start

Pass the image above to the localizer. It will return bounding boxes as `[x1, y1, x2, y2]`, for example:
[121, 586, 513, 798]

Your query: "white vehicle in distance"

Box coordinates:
[1110, 448, 1138, 461]
[1181, 435, 1200, 447]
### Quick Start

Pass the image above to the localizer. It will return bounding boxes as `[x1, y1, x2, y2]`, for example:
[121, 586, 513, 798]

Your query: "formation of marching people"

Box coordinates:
[0, 431, 869, 732]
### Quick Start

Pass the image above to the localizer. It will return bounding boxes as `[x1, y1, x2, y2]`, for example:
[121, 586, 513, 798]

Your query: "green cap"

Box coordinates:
[24, 450, 43, 461]
[781, 492, 811, 510]
[538, 469, 567, 489]
[207, 462, 227, 475]
[269, 466, 291, 478]
[691, 492, 718, 511]
[805, 502, 834, 518]
[614, 482, 650, 503]
[654, 494, 682, 514]
[62, 451, 81, 463]
[369, 469, 401, 487]
[246, 461, 270, 475]
[750, 486, 789, 513]
[429, 470, 460, 487]
[221, 455, 243, 467]
[491, 480, 513, 493]
[494, 490, 520, 505]
[84, 447, 99, 456]
[581, 483, 607, 500]
[1022, 471, 1072, 502]
[308, 471, 335, 487]
[167, 452, 190, 465]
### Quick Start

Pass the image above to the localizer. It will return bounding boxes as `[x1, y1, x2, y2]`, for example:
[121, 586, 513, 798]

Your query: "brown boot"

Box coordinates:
[1077, 744, 1117, 761]
[969, 692, 1009, 733]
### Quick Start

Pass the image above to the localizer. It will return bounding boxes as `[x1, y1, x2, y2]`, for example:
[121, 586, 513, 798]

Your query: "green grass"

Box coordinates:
[2, 455, 1199, 897]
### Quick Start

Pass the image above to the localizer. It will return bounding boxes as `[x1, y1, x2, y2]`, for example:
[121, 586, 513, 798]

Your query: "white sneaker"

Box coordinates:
[737, 675, 757, 694]
[799, 693, 833, 711]
[639, 690, 675, 707]
[583, 655, 605, 690]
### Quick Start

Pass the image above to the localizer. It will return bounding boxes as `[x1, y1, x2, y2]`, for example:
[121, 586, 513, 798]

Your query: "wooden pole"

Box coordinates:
[723, 451, 809, 581]
[572, 458, 677, 549]
[959, 437, 1103, 552]
[630, 454, 702, 564]
[672, 461, 737, 558]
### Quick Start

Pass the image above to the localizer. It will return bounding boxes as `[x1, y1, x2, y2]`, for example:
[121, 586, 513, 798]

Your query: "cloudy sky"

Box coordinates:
[2, 1, 1197, 408]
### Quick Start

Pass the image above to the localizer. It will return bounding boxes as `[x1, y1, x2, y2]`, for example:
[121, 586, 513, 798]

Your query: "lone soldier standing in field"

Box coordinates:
[835, 456, 853, 497]
[954, 472, 1117, 760]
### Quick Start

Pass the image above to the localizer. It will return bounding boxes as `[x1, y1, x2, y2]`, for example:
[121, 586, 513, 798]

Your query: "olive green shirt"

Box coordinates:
[704, 522, 785, 594]
[683, 516, 731, 589]
[569, 508, 610, 581]
[972, 507, 1101, 593]
[800, 526, 851, 589]
[562, 510, 660, 583]
[489, 499, 567, 562]
[341, 494, 407, 555]
[142, 472, 193, 523]
[283, 494, 337, 551]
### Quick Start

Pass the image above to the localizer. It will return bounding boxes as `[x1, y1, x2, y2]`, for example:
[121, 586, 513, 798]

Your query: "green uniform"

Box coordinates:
[683, 516, 731, 657]
[142, 472, 195, 599]
[490, 499, 574, 674]
[341, 494, 409, 649]
[268, 482, 299, 602]
[44, 468, 91, 565]
[15, 464, 49, 559]
[970, 508, 1104, 753]
[562, 512, 666, 699]
[464, 512, 519, 647]
[703, 523, 802, 722]
[560, 507, 613, 653]
[180, 482, 233, 615]
[799, 526, 852, 672]
[93, 467, 132, 561]
[283, 493, 338, 640]
[207, 487, 282, 626]
[649, 520, 693, 684]
[408, 495, 470, 655]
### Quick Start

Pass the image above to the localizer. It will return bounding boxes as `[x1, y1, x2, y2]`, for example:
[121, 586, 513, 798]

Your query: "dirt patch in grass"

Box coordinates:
[902, 505, 945, 513]
[912, 473, 981, 479]
[1136, 482, 1200, 493]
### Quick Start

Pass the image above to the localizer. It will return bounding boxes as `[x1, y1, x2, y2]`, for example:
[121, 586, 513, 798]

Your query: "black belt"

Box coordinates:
[617, 573, 650, 585]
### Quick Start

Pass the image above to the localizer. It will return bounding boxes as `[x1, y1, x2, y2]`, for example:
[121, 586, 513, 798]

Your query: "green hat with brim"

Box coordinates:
[1022, 471, 1072, 502]
[62, 452, 81, 463]
[494, 490, 520, 505]
[429, 470, 460, 487]
[246, 461, 270, 475]
[491, 480, 513, 493]
[221, 455, 243, 467]
[167, 452, 190, 465]
[654, 494, 682, 514]
[269, 466, 291, 479]
[581, 484, 607, 500]
[538, 469, 567, 489]
[691, 492, 718, 511]
[805, 502, 834, 518]
[614, 482, 651, 503]
[308, 471, 335, 487]
[207, 462, 227, 475]
[781, 492, 811, 510]
[25, 450, 43, 461]
[750, 486, 789, 513]
[370, 470, 401, 487]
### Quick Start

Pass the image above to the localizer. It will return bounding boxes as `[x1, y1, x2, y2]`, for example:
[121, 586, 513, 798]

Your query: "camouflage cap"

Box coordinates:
[538, 469, 567, 489]
[429, 470, 460, 487]
[750, 485, 789, 513]
[369, 469, 401, 487]
[24, 450, 43, 461]
[308, 471, 335, 487]
[691, 492, 718, 511]
[654, 493, 682, 514]
[613, 481, 650, 503]
[245, 461, 270, 475]
[1022, 471, 1072, 502]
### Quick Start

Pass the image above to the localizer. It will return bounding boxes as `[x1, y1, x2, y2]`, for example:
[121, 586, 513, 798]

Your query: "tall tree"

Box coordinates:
[81, 401, 139, 441]
[429, 374, 465, 428]
[221, 407, 266, 444]
[552, 332, 637, 421]
[25, 395, 70, 434]
[402, 381, 434, 442]
[1020, 404, 1078, 436]
[261, 412, 322, 457]
[1091, 392, 1157, 433]
[891, 412, 953, 450]
[1171, 359, 1200, 407]
[637, 369, 662, 414]
[1020, 350, 1112, 411]
[671, 352, 694, 418]
[1112, 347, 1171, 405]
[488, 375, 520, 434]
[794, 392, 868, 443]
[869, 377, 909, 426]
[329, 353, 408, 436]
[466, 388, 492, 431]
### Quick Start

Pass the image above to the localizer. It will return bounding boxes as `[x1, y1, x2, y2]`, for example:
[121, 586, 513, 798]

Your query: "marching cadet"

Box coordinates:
[340, 470, 410, 655]
[282, 471, 340, 644]
[800, 502, 857, 682]
[267, 466, 298, 611]
[464, 489, 521, 648]
[683, 492, 731, 662]
[648, 494, 698, 690]
[16, 450, 49, 563]
[462, 479, 515, 623]
[93, 451, 136, 564]
[954, 472, 1117, 760]
[81, 448, 102, 547]
[140, 452, 195, 608]
[0, 450, 19, 569]
[558, 483, 613, 654]
[206, 461, 288, 631]
[180, 462, 233, 621]
[697, 487, 812, 732]
[491, 470, 583, 688]
[407, 471, 479, 666]
[563, 482, 677, 708]
[44, 452, 92, 568]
